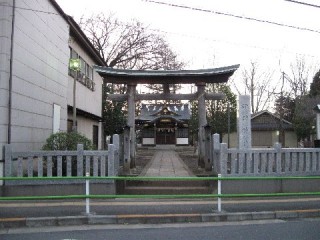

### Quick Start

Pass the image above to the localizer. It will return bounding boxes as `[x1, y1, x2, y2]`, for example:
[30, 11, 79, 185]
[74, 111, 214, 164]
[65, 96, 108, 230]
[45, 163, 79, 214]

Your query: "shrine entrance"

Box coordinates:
[95, 65, 239, 170]
[136, 103, 190, 146]
[156, 118, 176, 145]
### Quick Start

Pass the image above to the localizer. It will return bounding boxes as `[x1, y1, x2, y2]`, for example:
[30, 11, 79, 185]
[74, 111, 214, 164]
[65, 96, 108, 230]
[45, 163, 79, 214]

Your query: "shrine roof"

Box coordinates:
[251, 110, 293, 131]
[136, 104, 190, 122]
[94, 65, 240, 84]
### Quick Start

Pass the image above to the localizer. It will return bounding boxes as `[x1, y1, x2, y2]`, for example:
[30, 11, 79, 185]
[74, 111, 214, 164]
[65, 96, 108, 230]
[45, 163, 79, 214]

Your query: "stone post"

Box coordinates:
[317, 113, 320, 140]
[204, 125, 212, 171]
[77, 144, 84, 176]
[197, 83, 207, 168]
[113, 134, 120, 175]
[219, 143, 228, 175]
[274, 142, 282, 174]
[123, 126, 131, 171]
[212, 133, 221, 174]
[4, 144, 12, 177]
[127, 84, 136, 168]
[238, 95, 252, 149]
[108, 144, 115, 176]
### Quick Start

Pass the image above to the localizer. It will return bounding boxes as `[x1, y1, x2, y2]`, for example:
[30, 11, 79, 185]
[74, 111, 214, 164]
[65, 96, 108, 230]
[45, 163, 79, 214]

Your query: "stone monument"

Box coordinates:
[238, 95, 252, 149]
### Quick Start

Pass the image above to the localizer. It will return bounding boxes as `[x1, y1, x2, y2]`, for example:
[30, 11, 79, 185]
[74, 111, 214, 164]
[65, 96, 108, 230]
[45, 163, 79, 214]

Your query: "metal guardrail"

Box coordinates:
[1, 176, 320, 214]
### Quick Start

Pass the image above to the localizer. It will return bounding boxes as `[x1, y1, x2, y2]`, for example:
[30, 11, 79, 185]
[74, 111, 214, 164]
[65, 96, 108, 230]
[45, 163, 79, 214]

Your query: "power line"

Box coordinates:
[143, 0, 320, 35]
[148, 27, 318, 58]
[284, 0, 320, 8]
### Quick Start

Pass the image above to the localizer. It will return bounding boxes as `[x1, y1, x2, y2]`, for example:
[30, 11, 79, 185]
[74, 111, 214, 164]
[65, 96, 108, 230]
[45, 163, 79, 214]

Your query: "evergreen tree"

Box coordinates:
[309, 69, 320, 96]
[293, 95, 320, 141]
[274, 96, 295, 123]
[206, 83, 237, 138]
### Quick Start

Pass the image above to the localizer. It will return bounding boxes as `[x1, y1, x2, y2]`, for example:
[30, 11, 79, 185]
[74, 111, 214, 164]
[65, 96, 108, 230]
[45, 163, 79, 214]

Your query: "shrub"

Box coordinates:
[42, 132, 93, 151]
[42, 132, 93, 176]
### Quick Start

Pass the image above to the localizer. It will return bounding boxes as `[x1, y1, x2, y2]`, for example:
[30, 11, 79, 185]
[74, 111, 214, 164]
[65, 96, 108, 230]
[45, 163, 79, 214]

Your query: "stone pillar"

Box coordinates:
[113, 134, 120, 175]
[123, 126, 130, 171]
[197, 83, 207, 167]
[127, 84, 136, 168]
[204, 125, 212, 171]
[238, 95, 252, 149]
[317, 113, 320, 140]
[212, 133, 221, 174]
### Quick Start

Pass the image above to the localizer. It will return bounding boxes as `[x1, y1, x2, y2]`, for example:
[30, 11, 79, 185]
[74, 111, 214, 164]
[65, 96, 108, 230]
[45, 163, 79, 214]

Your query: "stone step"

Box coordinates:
[124, 180, 213, 187]
[121, 186, 214, 195]
[117, 180, 216, 195]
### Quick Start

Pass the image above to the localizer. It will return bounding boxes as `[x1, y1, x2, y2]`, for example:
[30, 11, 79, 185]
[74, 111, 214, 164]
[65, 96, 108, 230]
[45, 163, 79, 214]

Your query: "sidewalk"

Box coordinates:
[140, 150, 194, 177]
[1, 197, 320, 229]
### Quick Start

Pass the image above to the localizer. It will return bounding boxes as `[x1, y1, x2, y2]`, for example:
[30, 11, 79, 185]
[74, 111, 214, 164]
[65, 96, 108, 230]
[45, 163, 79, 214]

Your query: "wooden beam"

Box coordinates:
[107, 93, 226, 101]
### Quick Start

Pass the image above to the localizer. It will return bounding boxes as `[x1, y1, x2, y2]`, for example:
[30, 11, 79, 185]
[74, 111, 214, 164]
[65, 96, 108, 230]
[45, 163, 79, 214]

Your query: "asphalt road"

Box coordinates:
[2, 218, 320, 240]
[1, 197, 320, 218]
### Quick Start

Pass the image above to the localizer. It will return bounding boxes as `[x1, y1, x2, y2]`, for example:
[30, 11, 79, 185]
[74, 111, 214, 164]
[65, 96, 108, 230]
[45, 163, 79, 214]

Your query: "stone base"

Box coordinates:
[221, 179, 320, 194]
[0, 183, 116, 197]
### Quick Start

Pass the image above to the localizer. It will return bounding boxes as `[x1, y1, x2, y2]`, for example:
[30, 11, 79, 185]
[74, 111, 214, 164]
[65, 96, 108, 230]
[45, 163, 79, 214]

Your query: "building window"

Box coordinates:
[69, 48, 95, 91]
[67, 120, 73, 133]
[53, 104, 61, 133]
[93, 125, 99, 150]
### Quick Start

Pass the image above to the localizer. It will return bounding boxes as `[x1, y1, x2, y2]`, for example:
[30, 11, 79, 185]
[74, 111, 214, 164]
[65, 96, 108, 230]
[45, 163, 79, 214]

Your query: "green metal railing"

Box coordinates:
[1, 176, 320, 213]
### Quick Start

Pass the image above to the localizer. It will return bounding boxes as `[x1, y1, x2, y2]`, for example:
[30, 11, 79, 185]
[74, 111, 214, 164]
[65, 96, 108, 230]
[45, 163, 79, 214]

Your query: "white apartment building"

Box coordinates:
[0, 0, 105, 181]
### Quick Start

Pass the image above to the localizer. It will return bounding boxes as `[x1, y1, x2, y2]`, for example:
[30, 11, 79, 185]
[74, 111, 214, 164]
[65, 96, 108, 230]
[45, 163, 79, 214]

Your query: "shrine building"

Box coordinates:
[136, 103, 190, 146]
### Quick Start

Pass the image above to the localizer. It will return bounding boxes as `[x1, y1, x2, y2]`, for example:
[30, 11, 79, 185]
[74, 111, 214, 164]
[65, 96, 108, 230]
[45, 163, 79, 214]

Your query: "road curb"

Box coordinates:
[1, 209, 320, 229]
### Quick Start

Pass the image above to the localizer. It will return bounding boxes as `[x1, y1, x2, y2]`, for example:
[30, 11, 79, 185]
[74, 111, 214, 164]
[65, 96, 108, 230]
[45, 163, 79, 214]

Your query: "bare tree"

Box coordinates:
[231, 60, 276, 113]
[285, 55, 314, 99]
[79, 13, 184, 70]
[79, 13, 185, 138]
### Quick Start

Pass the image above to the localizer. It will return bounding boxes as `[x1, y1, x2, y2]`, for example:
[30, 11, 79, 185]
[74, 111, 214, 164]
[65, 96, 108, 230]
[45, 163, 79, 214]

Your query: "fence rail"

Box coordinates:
[0, 176, 320, 213]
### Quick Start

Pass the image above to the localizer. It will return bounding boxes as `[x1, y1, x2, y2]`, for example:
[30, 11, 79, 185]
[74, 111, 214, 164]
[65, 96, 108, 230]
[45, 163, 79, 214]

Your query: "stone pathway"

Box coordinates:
[140, 150, 195, 177]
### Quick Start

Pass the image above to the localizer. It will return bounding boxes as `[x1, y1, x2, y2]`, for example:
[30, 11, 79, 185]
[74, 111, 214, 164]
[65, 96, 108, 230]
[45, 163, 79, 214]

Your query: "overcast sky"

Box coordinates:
[56, 0, 320, 75]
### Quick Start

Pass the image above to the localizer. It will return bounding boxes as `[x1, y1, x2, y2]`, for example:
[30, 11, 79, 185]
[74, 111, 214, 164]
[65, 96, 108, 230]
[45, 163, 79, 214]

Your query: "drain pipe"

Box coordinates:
[8, 0, 16, 144]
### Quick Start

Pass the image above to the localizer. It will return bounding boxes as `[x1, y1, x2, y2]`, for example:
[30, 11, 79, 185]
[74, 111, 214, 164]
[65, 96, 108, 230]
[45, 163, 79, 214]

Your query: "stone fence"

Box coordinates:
[4, 141, 119, 186]
[214, 142, 320, 177]
[212, 134, 320, 193]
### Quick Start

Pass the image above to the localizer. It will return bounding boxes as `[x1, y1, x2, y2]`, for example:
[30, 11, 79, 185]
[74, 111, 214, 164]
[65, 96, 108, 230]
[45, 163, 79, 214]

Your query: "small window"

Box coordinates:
[53, 104, 61, 133]
[93, 125, 99, 150]
[67, 120, 73, 133]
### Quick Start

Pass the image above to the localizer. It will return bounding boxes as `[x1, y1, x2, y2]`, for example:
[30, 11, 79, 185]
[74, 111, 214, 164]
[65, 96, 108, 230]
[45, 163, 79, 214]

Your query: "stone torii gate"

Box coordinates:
[95, 65, 239, 170]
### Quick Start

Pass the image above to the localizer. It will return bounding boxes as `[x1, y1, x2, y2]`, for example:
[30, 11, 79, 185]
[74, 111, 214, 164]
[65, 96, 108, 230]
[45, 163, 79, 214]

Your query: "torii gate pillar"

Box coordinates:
[197, 83, 207, 168]
[127, 84, 136, 168]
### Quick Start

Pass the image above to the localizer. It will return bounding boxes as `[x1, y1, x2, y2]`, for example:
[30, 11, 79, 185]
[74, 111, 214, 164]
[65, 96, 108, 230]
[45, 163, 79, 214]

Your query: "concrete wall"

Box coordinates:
[9, 0, 69, 152]
[69, 114, 102, 149]
[176, 138, 188, 145]
[142, 138, 155, 145]
[221, 179, 320, 194]
[0, 0, 14, 184]
[0, 183, 116, 197]
[0, 0, 69, 184]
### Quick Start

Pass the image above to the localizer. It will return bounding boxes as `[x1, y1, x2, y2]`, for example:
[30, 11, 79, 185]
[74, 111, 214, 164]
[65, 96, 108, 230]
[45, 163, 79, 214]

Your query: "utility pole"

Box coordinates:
[279, 72, 285, 145]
